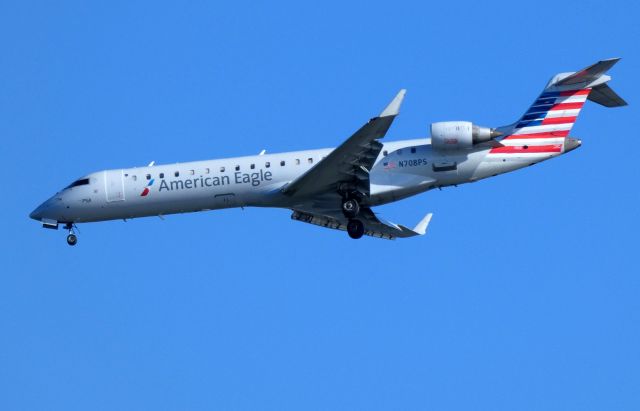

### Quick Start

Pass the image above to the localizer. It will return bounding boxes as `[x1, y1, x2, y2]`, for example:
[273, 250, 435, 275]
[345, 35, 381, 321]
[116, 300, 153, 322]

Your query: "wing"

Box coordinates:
[291, 208, 432, 240]
[282, 89, 406, 199]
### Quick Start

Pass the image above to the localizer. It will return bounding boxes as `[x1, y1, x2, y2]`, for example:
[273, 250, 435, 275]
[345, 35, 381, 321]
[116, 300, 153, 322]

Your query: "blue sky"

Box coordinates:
[1, 1, 639, 410]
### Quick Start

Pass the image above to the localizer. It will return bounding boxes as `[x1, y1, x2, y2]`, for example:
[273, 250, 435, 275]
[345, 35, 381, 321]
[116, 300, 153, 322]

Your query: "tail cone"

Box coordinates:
[563, 137, 582, 153]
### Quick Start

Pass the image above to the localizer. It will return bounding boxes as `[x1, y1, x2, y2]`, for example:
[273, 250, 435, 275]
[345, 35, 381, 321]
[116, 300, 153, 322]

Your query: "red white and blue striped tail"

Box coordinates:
[495, 58, 626, 154]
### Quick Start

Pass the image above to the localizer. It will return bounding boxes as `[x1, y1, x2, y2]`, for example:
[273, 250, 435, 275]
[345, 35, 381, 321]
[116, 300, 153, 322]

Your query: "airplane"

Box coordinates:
[30, 58, 626, 245]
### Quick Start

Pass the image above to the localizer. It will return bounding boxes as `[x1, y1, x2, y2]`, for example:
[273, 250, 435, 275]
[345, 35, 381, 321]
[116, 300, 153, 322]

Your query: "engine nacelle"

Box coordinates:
[430, 121, 501, 151]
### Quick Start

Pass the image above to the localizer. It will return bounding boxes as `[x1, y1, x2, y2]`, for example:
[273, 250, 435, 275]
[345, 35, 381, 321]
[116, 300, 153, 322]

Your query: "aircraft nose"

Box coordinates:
[30, 196, 62, 221]
[29, 203, 46, 221]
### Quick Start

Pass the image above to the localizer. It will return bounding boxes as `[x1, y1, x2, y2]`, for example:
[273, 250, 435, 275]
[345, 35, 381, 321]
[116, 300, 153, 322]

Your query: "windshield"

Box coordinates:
[65, 178, 90, 189]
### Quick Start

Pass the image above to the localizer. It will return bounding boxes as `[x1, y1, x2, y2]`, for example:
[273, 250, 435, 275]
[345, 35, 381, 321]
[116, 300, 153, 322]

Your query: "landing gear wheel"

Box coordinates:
[342, 198, 360, 218]
[66, 233, 78, 246]
[347, 219, 365, 239]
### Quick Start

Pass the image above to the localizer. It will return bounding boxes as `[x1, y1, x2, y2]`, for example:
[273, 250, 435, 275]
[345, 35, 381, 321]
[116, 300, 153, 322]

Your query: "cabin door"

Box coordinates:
[104, 170, 125, 202]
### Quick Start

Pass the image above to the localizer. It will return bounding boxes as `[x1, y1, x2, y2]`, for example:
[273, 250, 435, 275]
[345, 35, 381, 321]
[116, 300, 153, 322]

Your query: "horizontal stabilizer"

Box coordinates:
[555, 58, 621, 86]
[588, 83, 628, 107]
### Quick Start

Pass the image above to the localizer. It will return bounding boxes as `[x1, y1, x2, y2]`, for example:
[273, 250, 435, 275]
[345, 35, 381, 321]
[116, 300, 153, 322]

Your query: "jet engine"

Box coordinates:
[431, 121, 501, 151]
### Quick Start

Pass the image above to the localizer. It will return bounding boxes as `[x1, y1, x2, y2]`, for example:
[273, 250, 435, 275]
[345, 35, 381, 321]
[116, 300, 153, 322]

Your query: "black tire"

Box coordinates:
[342, 198, 360, 218]
[347, 219, 365, 239]
[67, 233, 78, 246]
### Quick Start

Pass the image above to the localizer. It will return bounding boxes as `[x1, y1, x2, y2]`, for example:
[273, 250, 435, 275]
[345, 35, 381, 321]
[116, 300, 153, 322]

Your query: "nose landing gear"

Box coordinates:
[67, 233, 78, 246]
[64, 223, 78, 246]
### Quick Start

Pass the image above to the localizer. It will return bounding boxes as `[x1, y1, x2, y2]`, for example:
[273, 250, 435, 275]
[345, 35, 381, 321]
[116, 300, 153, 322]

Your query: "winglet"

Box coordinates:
[379, 89, 407, 117]
[412, 212, 433, 235]
[396, 212, 433, 237]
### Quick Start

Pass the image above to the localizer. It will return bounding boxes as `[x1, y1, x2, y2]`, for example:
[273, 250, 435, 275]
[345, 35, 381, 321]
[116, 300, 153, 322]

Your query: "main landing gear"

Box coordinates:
[64, 223, 78, 246]
[342, 198, 360, 219]
[342, 197, 364, 239]
[346, 218, 365, 239]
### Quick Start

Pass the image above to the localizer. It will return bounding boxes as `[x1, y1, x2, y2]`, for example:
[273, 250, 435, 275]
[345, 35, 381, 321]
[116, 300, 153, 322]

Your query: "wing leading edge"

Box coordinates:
[282, 89, 406, 199]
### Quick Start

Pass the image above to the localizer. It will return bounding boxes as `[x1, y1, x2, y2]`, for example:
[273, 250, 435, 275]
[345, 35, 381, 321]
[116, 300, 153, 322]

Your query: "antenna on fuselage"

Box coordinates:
[258, 150, 266, 155]
[148, 161, 155, 167]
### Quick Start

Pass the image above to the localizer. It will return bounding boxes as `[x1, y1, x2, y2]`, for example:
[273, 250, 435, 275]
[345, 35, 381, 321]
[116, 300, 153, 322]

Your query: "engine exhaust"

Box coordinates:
[472, 125, 502, 144]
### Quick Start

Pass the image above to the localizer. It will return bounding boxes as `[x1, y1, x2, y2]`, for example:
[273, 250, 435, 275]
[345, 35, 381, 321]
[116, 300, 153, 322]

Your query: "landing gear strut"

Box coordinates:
[64, 223, 77, 246]
[347, 219, 365, 239]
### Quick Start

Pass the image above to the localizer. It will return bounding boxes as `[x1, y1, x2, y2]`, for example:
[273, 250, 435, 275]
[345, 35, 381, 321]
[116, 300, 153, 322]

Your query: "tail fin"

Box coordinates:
[502, 58, 626, 143]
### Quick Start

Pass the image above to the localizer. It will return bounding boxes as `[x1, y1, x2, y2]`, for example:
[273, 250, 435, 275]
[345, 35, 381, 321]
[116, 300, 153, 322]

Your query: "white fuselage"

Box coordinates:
[29, 137, 578, 225]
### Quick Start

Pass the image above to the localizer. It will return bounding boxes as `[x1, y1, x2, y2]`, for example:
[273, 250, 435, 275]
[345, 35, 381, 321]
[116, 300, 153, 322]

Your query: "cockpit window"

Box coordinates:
[66, 178, 90, 189]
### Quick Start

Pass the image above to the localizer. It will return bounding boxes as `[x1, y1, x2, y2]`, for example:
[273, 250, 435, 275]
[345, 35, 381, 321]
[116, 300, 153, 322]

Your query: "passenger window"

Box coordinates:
[383, 150, 388, 156]
[205, 168, 210, 174]
[280, 160, 285, 166]
[132, 175, 137, 181]
[265, 162, 270, 168]
[220, 166, 225, 173]
[174, 171, 179, 177]
[250, 164, 255, 169]
[189, 169, 194, 175]
[159, 173, 164, 178]
[235, 165, 240, 171]
[295, 159, 300, 165]
[411, 147, 416, 154]
[146, 174, 151, 180]
[308, 158, 313, 164]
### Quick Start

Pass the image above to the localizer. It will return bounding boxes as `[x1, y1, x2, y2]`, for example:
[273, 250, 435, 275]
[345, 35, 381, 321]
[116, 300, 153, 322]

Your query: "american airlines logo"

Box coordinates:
[140, 178, 154, 196]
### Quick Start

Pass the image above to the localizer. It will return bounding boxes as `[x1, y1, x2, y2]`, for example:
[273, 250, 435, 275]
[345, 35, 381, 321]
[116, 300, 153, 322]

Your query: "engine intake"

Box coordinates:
[431, 121, 501, 151]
